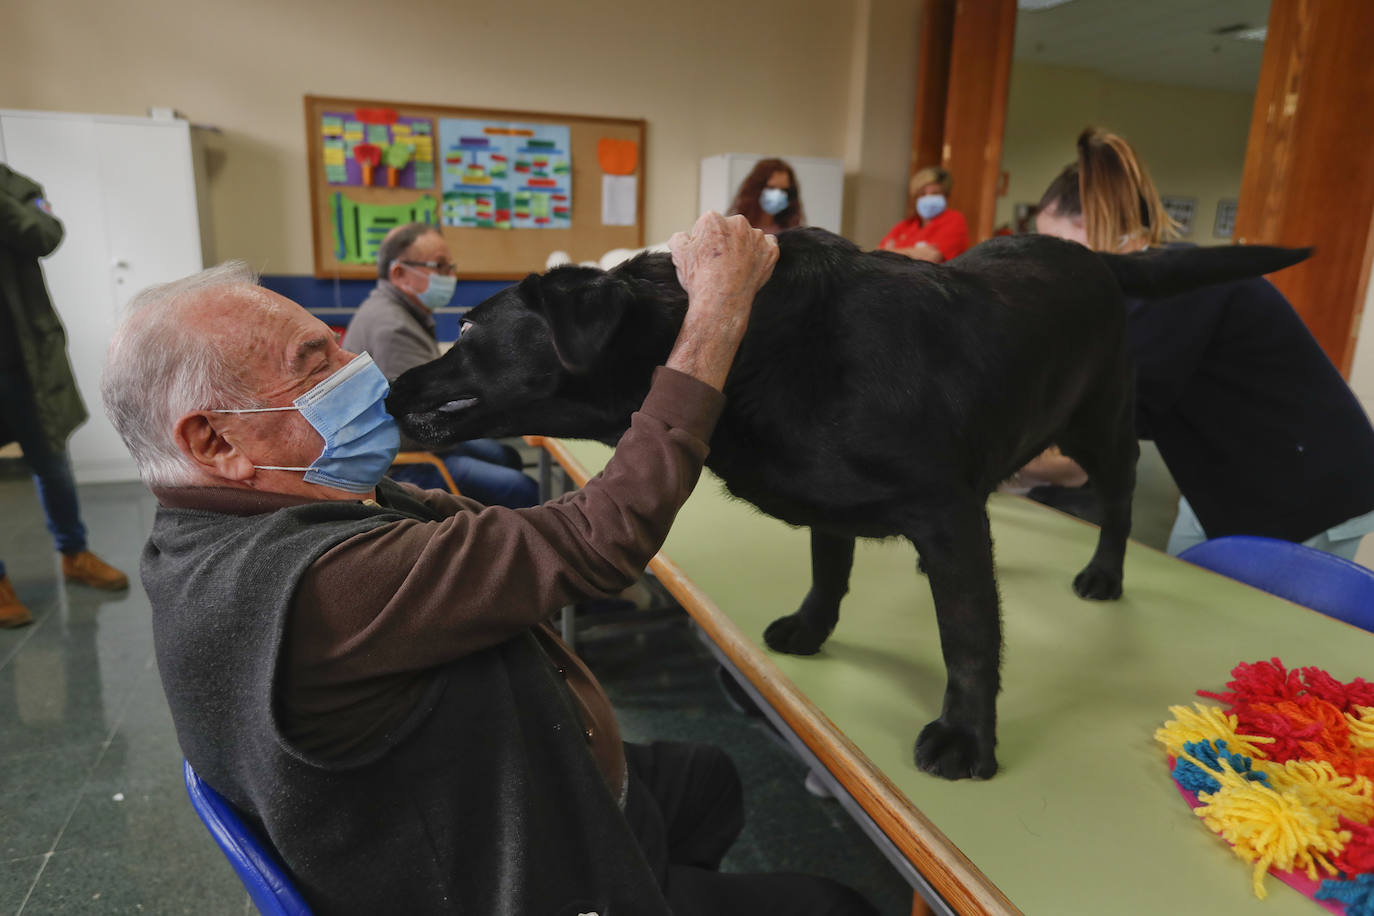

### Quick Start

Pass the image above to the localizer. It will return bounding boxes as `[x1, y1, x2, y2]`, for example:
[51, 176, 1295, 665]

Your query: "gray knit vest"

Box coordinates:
[145, 480, 671, 915]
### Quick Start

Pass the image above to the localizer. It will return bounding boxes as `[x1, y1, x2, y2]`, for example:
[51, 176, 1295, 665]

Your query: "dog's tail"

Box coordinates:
[1098, 244, 1312, 299]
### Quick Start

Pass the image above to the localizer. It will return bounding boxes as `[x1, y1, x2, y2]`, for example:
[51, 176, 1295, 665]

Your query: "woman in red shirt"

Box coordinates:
[878, 166, 969, 262]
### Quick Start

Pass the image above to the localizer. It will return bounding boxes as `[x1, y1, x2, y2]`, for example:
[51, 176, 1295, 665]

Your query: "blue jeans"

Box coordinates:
[0, 368, 88, 579]
[389, 438, 539, 509]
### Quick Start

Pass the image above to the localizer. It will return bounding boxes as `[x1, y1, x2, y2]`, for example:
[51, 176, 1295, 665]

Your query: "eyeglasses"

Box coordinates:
[397, 259, 458, 277]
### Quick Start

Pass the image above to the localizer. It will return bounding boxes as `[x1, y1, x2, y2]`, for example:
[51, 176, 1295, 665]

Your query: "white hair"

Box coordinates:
[101, 261, 263, 487]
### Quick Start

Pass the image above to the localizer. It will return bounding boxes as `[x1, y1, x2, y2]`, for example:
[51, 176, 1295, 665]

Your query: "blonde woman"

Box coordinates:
[1019, 128, 1374, 560]
[878, 165, 969, 262]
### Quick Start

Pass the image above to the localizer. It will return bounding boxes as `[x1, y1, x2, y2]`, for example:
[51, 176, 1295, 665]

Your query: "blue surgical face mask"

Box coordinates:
[400, 263, 457, 310]
[212, 352, 400, 494]
[916, 193, 947, 221]
[759, 187, 789, 216]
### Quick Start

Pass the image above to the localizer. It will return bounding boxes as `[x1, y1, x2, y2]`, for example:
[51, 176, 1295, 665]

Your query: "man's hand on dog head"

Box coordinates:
[665, 212, 778, 391]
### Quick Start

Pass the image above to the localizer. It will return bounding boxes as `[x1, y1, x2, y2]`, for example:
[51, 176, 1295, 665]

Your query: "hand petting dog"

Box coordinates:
[666, 212, 778, 391]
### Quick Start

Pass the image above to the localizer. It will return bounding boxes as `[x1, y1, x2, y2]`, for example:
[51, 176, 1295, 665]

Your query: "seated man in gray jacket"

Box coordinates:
[101, 213, 874, 915]
[342, 222, 539, 507]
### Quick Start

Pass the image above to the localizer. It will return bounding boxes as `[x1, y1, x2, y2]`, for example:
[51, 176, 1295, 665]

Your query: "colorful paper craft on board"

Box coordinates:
[597, 138, 638, 176]
[438, 119, 571, 229]
[331, 192, 437, 265]
[322, 109, 435, 189]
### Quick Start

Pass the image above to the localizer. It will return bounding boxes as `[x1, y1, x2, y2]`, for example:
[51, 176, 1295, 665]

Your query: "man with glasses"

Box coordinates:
[342, 222, 539, 507]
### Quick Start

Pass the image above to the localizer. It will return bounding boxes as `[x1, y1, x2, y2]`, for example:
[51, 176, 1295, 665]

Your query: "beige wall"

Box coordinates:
[1, 0, 919, 275]
[997, 60, 1253, 242]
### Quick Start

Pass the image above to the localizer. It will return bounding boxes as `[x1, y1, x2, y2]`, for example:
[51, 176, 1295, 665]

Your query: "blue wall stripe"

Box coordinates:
[258, 275, 513, 344]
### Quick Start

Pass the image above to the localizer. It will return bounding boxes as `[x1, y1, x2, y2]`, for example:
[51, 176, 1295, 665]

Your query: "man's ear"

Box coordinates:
[174, 412, 256, 482]
[524, 269, 632, 374]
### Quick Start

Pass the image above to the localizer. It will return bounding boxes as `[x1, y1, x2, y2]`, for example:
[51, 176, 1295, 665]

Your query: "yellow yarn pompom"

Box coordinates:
[1155, 703, 1274, 760]
[1347, 705, 1374, 750]
[1261, 758, 1374, 824]
[1188, 753, 1349, 899]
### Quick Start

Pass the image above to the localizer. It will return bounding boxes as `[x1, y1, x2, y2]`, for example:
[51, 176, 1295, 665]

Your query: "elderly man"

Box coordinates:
[102, 213, 875, 916]
[342, 222, 539, 507]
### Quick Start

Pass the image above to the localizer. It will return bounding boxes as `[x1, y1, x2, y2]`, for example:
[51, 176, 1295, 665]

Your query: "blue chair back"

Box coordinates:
[1178, 535, 1374, 632]
[183, 760, 313, 916]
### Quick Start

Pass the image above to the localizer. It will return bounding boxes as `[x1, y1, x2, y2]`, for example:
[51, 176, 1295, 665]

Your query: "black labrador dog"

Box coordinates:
[386, 228, 1308, 780]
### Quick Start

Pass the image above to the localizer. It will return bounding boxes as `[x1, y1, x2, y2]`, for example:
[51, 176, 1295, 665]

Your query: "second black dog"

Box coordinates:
[387, 228, 1308, 779]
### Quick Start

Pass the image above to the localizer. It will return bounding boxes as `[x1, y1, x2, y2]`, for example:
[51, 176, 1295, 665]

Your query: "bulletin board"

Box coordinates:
[304, 94, 646, 281]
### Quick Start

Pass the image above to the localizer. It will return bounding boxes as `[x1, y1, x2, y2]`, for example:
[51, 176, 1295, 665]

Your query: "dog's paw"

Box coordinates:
[763, 613, 831, 656]
[915, 719, 998, 780]
[1072, 564, 1123, 601]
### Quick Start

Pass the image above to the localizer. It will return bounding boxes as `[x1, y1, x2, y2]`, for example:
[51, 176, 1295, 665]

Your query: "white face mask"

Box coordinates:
[759, 187, 789, 216]
[915, 193, 947, 221]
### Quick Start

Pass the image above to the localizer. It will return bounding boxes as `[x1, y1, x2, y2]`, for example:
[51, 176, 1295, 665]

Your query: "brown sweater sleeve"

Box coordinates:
[287, 367, 723, 687]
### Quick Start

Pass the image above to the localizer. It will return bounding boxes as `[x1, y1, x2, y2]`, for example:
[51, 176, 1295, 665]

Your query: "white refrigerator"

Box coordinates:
[0, 109, 207, 483]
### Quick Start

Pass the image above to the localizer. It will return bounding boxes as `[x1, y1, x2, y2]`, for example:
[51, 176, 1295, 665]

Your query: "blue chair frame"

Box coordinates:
[1178, 535, 1374, 632]
[183, 760, 313, 915]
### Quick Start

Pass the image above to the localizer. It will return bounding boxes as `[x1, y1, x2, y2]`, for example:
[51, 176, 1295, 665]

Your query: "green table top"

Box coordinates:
[549, 439, 1371, 915]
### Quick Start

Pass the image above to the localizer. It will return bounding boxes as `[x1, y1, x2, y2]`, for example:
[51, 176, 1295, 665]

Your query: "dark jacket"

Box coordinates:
[1128, 275, 1374, 542]
[0, 164, 87, 453]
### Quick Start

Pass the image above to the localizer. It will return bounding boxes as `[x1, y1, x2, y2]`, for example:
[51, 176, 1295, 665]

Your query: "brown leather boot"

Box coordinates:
[61, 551, 130, 591]
[0, 575, 34, 628]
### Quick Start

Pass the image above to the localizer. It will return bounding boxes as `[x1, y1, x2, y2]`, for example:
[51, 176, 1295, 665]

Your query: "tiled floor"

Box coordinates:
[0, 465, 913, 915]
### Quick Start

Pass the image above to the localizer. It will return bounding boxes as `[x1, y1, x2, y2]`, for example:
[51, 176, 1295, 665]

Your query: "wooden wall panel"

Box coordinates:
[909, 0, 957, 207]
[939, 0, 1017, 243]
[1234, 0, 1374, 374]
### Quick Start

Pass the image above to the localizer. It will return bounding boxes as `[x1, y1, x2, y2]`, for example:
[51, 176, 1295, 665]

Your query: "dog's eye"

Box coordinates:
[459, 320, 473, 338]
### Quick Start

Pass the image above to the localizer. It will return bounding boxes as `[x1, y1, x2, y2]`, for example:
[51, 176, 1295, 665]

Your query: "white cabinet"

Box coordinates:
[698, 153, 846, 234]
[0, 110, 205, 483]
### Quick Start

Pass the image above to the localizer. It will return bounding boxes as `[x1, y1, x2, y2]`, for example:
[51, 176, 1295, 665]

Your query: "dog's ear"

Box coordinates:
[524, 269, 633, 374]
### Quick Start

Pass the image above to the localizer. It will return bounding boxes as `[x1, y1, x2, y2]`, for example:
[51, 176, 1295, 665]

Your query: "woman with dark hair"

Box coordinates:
[1015, 127, 1374, 560]
[727, 158, 805, 234]
[877, 165, 969, 262]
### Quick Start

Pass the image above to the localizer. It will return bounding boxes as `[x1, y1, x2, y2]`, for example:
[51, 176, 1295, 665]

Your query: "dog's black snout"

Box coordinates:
[385, 370, 418, 418]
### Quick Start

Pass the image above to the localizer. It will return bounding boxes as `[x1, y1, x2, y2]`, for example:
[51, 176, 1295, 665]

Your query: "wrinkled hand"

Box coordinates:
[669, 211, 779, 315]
[664, 212, 779, 391]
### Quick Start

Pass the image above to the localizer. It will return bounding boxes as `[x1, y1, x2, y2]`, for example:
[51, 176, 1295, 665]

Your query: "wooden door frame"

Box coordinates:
[908, 0, 956, 215]
[909, 0, 1016, 243]
[1233, 0, 1374, 375]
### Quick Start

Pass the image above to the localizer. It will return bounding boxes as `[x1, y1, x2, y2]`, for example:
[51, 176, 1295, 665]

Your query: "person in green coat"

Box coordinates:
[0, 163, 128, 628]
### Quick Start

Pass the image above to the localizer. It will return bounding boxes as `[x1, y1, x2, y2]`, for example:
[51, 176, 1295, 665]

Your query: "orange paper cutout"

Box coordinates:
[598, 138, 639, 176]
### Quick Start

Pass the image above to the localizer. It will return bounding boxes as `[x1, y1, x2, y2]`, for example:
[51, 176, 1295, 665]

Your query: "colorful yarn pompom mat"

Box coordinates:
[1156, 659, 1374, 914]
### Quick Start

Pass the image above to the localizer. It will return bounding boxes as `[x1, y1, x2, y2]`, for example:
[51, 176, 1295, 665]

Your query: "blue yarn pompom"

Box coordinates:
[1316, 873, 1374, 916]
[1172, 739, 1271, 796]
